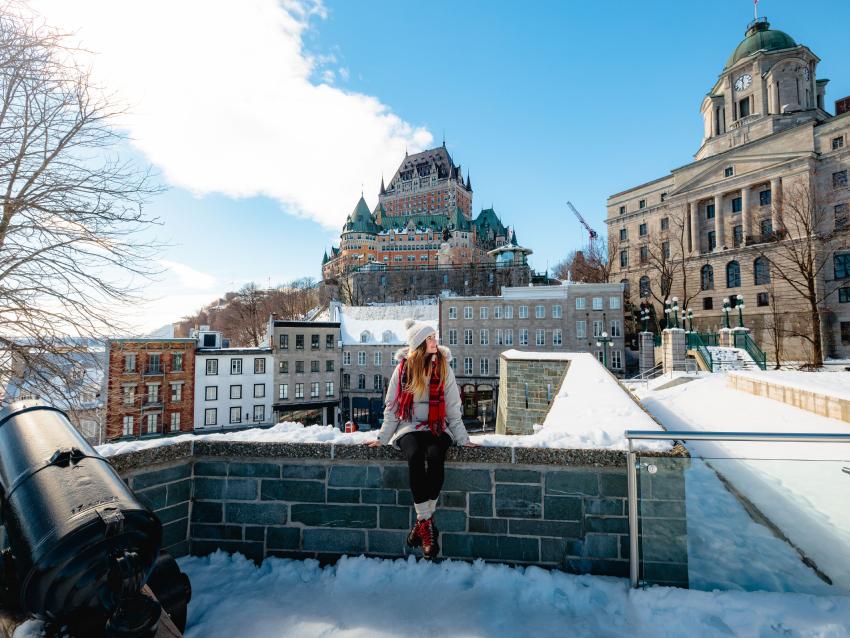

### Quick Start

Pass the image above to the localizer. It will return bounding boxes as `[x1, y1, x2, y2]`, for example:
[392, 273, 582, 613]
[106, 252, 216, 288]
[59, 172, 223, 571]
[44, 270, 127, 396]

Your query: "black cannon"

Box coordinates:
[0, 401, 191, 637]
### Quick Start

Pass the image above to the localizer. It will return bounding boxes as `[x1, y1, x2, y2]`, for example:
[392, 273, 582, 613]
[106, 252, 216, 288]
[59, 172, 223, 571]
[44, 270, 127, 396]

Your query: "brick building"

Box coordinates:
[105, 339, 196, 440]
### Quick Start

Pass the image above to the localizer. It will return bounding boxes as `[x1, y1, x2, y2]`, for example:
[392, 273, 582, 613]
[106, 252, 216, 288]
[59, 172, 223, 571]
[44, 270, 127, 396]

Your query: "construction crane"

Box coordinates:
[567, 201, 599, 243]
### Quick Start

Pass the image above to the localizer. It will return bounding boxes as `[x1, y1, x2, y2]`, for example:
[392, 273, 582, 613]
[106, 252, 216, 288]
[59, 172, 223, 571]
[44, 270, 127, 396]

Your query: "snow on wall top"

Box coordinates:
[336, 302, 438, 346]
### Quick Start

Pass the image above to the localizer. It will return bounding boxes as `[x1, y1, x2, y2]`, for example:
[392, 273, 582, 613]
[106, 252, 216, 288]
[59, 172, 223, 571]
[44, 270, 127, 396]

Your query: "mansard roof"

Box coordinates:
[385, 146, 467, 193]
[473, 207, 507, 239]
[343, 196, 381, 234]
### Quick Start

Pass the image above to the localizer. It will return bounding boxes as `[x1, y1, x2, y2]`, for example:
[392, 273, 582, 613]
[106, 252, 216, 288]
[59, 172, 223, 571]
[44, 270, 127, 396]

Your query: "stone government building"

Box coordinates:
[607, 18, 850, 360]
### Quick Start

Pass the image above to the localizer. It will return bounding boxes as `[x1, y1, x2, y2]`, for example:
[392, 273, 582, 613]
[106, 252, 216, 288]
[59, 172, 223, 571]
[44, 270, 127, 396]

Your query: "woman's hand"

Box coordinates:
[365, 439, 382, 448]
[463, 441, 480, 447]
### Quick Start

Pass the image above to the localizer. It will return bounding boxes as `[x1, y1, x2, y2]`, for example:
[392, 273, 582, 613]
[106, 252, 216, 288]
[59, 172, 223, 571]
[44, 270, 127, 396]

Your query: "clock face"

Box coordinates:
[734, 74, 753, 92]
[802, 67, 810, 81]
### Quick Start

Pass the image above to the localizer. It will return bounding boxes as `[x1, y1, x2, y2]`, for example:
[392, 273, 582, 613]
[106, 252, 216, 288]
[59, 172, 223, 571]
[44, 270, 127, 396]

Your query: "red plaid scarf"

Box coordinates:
[392, 357, 446, 436]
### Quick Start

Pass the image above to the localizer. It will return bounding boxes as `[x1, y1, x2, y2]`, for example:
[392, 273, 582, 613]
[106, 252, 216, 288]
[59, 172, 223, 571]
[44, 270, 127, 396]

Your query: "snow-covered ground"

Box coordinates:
[730, 369, 850, 402]
[167, 552, 850, 638]
[635, 373, 850, 591]
[98, 351, 668, 456]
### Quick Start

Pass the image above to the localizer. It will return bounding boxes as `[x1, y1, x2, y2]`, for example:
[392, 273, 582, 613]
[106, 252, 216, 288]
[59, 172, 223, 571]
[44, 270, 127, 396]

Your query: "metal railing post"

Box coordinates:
[627, 439, 639, 588]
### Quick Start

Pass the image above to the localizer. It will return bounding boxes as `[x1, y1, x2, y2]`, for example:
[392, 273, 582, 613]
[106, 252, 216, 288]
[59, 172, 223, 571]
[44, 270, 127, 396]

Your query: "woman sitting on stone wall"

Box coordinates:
[366, 319, 475, 558]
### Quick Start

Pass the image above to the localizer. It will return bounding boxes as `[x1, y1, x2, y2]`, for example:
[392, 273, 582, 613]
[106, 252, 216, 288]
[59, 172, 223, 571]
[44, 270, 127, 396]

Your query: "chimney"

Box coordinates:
[836, 96, 850, 116]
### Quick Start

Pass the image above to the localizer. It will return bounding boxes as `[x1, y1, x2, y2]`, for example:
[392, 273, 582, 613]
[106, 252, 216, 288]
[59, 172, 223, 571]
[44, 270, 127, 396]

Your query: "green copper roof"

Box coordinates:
[343, 196, 381, 234]
[725, 19, 797, 69]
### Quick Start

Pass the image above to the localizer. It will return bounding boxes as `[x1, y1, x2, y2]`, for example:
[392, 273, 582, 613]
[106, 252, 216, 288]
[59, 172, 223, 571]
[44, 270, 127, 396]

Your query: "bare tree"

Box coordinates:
[763, 281, 785, 369]
[553, 237, 615, 283]
[0, 5, 160, 403]
[759, 180, 847, 367]
[221, 283, 267, 347]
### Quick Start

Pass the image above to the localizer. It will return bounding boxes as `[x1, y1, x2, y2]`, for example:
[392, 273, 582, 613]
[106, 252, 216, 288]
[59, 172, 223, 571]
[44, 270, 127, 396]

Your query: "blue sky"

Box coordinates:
[36, 0, 850, 330]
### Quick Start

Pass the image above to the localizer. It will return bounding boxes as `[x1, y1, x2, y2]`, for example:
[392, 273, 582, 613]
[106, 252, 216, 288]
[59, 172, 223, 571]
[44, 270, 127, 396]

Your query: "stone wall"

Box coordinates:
[727, 372, 850, 423]
[110, 441, 689, 588]
[496, 357, 569, 435]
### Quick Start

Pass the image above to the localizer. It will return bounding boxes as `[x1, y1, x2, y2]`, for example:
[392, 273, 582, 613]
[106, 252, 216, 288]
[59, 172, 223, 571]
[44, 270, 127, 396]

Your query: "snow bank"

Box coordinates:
[730, 369, 850, 402]
[164, 552, 850, 637]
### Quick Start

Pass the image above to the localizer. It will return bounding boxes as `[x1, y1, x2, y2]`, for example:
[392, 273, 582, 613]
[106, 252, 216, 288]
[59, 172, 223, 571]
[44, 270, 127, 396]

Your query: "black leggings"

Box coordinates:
[397, 431, 452, 504]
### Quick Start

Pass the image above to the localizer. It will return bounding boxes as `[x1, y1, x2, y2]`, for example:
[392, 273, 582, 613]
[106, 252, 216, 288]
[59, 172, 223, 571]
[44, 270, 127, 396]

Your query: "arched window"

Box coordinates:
[620, 278, 630, 298]
[726, 261, 741, 288]
[639, 276, 651, 298]
[701, 265, 714, 290]
[754, 257, 771, 285]
[359, 331, 371, 343]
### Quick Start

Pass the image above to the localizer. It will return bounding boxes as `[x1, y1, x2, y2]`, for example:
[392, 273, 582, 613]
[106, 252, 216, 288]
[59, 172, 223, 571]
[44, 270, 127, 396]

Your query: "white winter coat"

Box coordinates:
[377, 345, 470, 448]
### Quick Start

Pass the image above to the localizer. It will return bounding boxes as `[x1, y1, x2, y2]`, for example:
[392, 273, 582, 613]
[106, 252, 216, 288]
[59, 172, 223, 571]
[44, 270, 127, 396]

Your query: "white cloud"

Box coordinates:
[28, 0, 433, 229]
[158, 260, 218, 290]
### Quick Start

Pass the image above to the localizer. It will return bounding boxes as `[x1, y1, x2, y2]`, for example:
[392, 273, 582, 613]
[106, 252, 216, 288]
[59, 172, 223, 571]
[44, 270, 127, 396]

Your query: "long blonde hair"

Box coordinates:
[403, 340, 448, 397]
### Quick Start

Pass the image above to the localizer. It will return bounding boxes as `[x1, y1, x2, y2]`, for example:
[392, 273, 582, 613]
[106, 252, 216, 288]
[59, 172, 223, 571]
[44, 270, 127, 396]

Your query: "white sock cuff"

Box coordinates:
[427, 499, 438, 517]
[414, 501, 430, 520]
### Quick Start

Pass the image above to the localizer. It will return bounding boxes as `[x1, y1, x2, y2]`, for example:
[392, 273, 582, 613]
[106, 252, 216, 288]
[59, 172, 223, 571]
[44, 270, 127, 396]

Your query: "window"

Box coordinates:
[122, 385, 135, 406]
[495, 329, 503, 345]
[359, 331, 370, 344]
[343, 352, 351, 365]
[146, 413, 158, 435]
[660, 217, 669, 231]
[703, 297, 714, 310]
[760, 218, 773, 237]
[619, 205, 626, 215]
[593, 320, 603, 337]
[124, 354, 136, 373]
[327, 334, 335, 349]
[575, 297, 586, 310]
[357, 374, 365, 390]
[229, 407, 241, 424]
[146, 353, 161, 374]
[205, 386, 217, 401]
[448, 306, 457, 319]
[706, 204, 715, 219]
[836, 204, 849, 229]
[835, 254, 850, 279]
[464, 329, 473, 345]
[610, 319, 622, 337]
[122, 415, 133, 436]
[726, 261, 741, 288]
[253, 406, 265, 422]
[311, 360, 319, 373]
[639, 246, 649, 264]
[733, 225, 743, 247]
[639, 199, 646, 209]
[519, 329, 529, 346]
[172, 353, 184, 372]
[596, 351, 604, 364]
[732, 197, 742, 213]
[480, 307, 489, 320]
[842, 322, 850, 345]
[504, 306, 514, 319]
[464, 306, 473, 319]
[358, 351, 366, 366]
[449, 329, 458, 345]
[480, 329, 489, 345]
[278, 360, 288, 374]
[311, 382, 319, 398]
[592, 297, 603, 310]
[295, 360, 304, 374]
[576, 320, 587, 339]
[639, 276, 651, 298]
[552, 304, 562, 318]
[724, 166, 734, 178]
[342, 374, 350, 390]
[204, 408, 217, 426]
[661, 192, 668, 202]
[519, 305, 529, 318]
[450, 358, 457, 371]
[463, 358, 473, 375]
[707, 230, 717, 251]
[839, 288, 850, 303]
[833, 136, 845, 150]
[480, 358, 490, 375]
[372, 351, 381, 366]
[536, 329, 545, 346]
[553, 329, 562, 346]
[253, 383, 265, 398]
[326, 381, 335, 396]
[296, 335, 304, 350]
[170, 412, 180, 432]
[535, 305, 545, 319]
[280, 334, 289, 349]
[759, 190, 772, 206]
[230, 358, 242, 375]
[609, 297, 621, 310]
[326, 360, 334, 372]
[166, 382, 180, 402]
[494, 305, 502, 319]
[295, 383, 304, 399]
[738, 97, 750, 118]
[620, 250, 628, 268]
[619, 228, 628, 241]
[639, 223, 648, 236]
[373, 374, 382, 391]
[700, 265, 714, 291]
[757, 292, 770, 307]
[504, 329, 514, 345]
[662, 241, 670, 259]
[279, 384, 288, 400]
[754, 257, 771, 285]
[833, 170, 848, 189]
[600, 348, 618, 370]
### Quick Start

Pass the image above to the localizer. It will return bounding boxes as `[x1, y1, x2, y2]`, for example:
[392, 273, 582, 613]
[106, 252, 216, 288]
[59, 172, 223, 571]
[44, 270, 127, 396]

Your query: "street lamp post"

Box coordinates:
[722, 297, 731, 329]
[671, 297, 680, 329]
[640, 304, 650, 332]
[685, 308, 694, 333]
[736, 294, 745, 328]
[596, 330, 612, 369]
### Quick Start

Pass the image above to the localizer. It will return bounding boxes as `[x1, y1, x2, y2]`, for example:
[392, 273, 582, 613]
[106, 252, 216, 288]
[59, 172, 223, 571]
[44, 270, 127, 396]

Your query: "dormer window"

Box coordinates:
[359, 331, 372, 343]
[382, 330, 394, 343]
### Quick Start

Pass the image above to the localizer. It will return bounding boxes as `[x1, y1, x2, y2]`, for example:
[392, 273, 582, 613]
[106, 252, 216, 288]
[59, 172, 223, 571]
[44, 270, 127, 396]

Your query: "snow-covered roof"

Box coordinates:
[336, 303, 438, 346]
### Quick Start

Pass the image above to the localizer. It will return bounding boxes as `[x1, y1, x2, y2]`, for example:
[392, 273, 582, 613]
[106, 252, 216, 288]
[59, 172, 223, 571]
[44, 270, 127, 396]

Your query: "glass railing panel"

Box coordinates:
[636, 454, 850, 595]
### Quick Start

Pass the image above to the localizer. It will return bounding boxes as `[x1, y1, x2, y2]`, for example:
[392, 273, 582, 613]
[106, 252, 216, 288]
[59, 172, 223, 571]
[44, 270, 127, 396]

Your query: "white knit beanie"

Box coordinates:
[404, 318, 436, 354]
